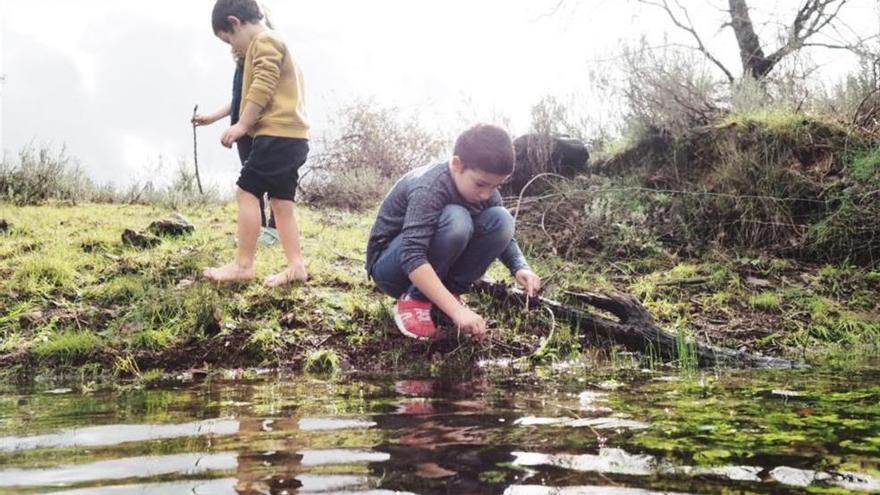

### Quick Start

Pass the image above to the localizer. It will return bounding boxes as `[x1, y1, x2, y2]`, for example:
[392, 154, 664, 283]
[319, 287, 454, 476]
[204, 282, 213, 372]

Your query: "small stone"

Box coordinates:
[122, 229, 160, 248]
[596, 379, 625, 390]
[746, 276, 772, 288]
[148, 214, 195, 236]
[44, 388, 73, 395]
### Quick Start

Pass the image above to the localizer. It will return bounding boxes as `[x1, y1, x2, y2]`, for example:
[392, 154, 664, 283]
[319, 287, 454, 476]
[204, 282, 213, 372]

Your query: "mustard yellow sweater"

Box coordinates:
[241, 30, 309, 139]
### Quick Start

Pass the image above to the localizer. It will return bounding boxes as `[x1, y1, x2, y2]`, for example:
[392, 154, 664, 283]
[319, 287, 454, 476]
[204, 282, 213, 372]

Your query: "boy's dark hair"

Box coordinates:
[453, 124, 515, 175]
[212, 0, 264, 34]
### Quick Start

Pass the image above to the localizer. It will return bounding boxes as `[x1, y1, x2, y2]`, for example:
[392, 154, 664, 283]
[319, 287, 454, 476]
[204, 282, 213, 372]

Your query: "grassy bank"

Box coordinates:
[1, 201, 878, 380]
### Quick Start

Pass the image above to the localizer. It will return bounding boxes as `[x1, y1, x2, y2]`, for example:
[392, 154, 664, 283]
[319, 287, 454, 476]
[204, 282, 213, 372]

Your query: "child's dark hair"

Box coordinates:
[453, 124, 515, 175]
[212, 0, 264, 34]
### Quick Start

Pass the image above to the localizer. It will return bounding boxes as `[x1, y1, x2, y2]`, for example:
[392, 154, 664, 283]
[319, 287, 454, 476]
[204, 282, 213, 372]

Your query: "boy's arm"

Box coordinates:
[220, 101, 263, 148]
[498, 238, 541, 296]
[491, 192, 542, 296]
[221, 35, 282, 148]
[244, 36, 283, 111]
[192, 102, 231, 126]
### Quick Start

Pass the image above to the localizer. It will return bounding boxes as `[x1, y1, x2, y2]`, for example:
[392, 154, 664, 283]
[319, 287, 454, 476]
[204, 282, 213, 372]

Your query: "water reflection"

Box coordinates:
[0, 452, 238, 486]
[0, 418, 240, 451]
[0, 370, 878, 494]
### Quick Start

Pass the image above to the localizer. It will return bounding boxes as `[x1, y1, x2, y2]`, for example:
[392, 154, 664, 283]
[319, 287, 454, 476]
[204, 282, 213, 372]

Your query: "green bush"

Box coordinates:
[0, 145, 92, 205]
[0, 144, 219, 207]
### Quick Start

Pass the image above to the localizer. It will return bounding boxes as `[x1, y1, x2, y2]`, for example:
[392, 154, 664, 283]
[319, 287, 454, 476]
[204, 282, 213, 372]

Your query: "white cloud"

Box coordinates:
[1, 0, 877, 183]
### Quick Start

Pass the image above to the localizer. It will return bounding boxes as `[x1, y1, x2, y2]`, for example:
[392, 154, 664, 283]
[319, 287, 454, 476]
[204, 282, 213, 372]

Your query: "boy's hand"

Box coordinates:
[192, 114, 217, 126]
[452, 306, 487, 340]
[221, 124, 247, 148]
[515, 268, 542, 297]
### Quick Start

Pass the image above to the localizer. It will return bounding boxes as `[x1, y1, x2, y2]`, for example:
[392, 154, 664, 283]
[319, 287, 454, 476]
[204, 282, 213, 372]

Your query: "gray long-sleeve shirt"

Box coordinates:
[365, 161, 529, 277]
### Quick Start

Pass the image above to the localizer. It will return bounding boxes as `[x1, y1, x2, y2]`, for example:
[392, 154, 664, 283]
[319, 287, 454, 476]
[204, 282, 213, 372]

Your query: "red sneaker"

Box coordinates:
[394, 294, 438, 340]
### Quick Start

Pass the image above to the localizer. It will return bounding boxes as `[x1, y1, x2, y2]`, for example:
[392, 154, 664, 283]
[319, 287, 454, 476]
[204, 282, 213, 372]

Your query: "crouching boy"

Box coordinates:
[365, 124, 541, 340]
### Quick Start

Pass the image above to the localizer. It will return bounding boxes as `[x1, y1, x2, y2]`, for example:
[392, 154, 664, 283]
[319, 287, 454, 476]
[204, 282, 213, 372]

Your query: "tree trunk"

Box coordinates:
[728, 0, 777, 79]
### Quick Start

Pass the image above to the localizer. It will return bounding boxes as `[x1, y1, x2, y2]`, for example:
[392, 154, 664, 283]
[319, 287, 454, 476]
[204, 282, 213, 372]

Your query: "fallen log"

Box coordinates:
[473, 279, 795, 369]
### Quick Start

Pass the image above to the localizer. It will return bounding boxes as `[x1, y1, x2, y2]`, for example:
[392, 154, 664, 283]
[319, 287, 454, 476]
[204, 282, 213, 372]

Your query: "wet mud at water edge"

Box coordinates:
[0, 366, 878, 494]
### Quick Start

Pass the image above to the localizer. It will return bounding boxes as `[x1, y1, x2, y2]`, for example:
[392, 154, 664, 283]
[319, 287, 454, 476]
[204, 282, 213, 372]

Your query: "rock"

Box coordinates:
[770, 466, 829, 487]
[122, 229, 161, 248]
[746, 276, 772, 288]
[19, 310, 45, 329]
[148, 213, 195, 237]
[504, 133, 590, 195]
[43, 388, 73, 395]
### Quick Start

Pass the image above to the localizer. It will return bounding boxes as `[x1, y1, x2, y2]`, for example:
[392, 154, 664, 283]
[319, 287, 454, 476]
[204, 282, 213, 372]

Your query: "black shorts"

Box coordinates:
[237, 136, 308, 201]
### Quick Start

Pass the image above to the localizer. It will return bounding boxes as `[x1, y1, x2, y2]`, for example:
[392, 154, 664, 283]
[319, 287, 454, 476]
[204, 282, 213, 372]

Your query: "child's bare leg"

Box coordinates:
[265, 197, 307, 287]
[204, 188, 261, 282]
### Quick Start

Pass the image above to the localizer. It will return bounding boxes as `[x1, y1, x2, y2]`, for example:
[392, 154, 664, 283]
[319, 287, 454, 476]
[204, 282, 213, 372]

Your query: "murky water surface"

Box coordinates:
[0, 366, 878, 494]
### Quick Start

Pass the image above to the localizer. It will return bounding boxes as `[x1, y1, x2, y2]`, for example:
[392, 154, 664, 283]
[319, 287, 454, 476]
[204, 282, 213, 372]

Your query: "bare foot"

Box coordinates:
[203, 263, 255, 283]
[264, 264, 307, 288]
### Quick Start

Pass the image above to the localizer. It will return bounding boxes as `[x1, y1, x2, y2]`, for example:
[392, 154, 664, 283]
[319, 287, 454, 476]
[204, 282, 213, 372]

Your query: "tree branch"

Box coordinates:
[637, 0, 736, 82]
[768, 0, 849, 66]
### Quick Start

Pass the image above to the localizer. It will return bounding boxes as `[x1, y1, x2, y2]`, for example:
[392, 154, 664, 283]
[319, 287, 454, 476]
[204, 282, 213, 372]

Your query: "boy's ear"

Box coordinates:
[450, 156, 464, 173]
[226, 15, 242, 30]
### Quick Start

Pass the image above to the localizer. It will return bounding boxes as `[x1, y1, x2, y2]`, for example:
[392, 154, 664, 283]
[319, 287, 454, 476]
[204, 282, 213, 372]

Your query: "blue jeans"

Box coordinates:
[371, 205, 515, 300]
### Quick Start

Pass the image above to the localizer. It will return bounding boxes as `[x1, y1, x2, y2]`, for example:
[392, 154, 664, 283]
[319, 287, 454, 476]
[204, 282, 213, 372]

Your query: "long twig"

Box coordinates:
[192, 104, 204, 195]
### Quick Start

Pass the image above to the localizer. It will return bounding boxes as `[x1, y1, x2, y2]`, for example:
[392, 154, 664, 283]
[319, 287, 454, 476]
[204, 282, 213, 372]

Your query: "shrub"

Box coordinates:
[299, 100, 447, 210]
[617, 41, 723, 137]
[0, 144, 220, 207]
[0, 144, 92, 205]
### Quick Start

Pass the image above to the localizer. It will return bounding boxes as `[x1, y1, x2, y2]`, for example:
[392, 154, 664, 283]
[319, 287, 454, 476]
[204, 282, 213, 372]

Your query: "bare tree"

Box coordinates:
[636, 0, 875, 81]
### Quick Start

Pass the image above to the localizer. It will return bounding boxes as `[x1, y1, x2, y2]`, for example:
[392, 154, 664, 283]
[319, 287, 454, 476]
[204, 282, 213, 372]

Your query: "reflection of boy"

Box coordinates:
[366, 124, 541, 340]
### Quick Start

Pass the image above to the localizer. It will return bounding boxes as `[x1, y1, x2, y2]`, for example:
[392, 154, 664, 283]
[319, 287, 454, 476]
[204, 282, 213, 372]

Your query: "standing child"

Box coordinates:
[366, 124, 542, 340]
[202, 0, 309, 287]
[192, 56, 279, 245]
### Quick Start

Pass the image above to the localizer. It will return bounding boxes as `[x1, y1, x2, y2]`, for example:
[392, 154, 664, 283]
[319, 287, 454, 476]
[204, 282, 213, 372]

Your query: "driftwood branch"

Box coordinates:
[474, 279, 794, 369]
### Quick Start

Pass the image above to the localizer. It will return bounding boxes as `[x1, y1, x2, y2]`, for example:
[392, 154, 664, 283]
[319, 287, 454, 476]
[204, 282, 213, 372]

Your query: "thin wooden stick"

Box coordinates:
[192, 104, 204, 195]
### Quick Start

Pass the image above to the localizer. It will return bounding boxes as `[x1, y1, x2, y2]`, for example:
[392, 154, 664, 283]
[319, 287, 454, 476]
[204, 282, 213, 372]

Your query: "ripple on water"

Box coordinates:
[0, 418, 240, 452]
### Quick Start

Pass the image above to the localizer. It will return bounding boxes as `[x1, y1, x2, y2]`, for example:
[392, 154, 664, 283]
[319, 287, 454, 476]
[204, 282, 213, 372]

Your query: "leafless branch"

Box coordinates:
[767, 0, 849, 65]
[636, 0, 736, 82]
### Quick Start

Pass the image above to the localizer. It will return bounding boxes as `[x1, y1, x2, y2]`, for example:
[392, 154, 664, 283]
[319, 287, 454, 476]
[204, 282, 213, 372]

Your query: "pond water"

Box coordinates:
[0, 365, 878, 494]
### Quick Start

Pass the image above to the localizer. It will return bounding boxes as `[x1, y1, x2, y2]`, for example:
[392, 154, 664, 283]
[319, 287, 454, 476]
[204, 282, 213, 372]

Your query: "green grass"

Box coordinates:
[749, 291, 781, 312]
[12, 250, 80, 295]
[1, 201, 879, 376]
[33, 331, 103, 365]
[848, 147, 880, 182]
[718, 107, 843, 135]
[304, 349, 341, 374]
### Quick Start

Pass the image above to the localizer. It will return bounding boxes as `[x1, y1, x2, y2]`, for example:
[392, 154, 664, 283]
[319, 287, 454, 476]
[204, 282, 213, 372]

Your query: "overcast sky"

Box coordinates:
[1, 0, 877, 189]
